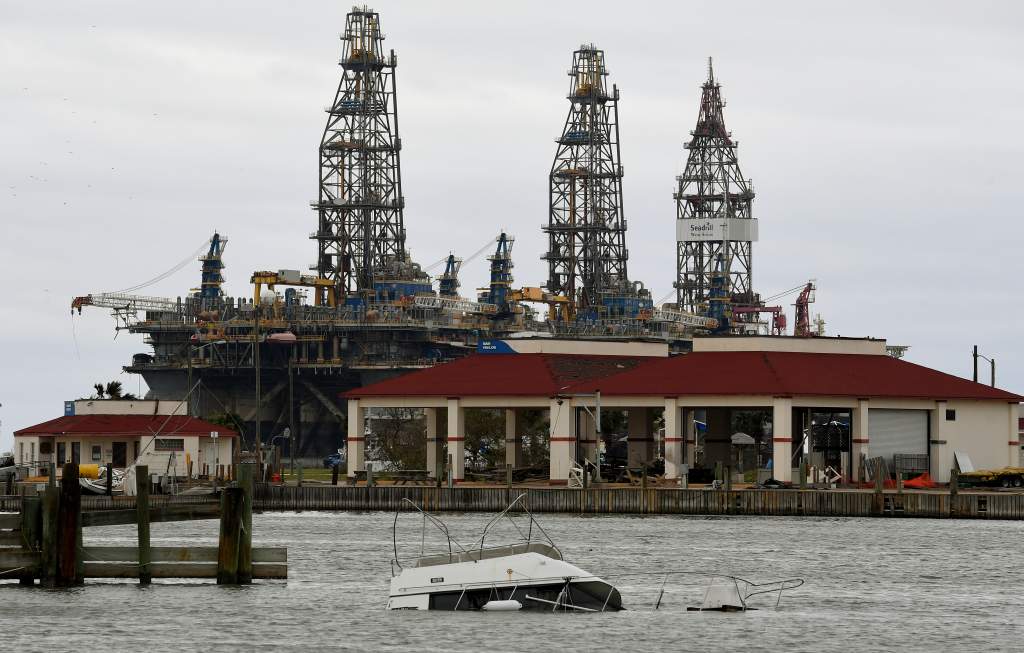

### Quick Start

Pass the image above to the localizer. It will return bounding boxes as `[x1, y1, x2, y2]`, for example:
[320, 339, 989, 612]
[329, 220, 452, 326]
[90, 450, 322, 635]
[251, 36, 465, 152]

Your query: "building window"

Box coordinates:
[40, 441, 52, 455]
[92, 445, 102, 461]
[30, 442, 35, 463]
[19, 443, 24, 464]
[945, 409, 956, 421]
[154, 438, 185, 452]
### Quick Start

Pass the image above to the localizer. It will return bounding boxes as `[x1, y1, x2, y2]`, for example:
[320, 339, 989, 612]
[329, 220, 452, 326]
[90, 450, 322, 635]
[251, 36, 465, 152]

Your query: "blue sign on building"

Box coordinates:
[477, 340, 517, 354]
[64, 401, 75, 416]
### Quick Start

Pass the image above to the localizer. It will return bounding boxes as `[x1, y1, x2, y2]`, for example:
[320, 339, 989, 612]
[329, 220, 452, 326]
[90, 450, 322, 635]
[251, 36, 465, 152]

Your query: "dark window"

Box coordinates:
[945, 409, 956, 421]
[92, 445, 102, 461]
[39, 442, 52, 455]
[154, 438, 185, 452]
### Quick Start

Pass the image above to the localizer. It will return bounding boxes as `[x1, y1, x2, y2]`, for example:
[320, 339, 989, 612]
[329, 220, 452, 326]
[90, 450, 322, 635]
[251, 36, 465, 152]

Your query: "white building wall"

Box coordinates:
[72, 399, 187, 416]
[939, 400, 1018, 476]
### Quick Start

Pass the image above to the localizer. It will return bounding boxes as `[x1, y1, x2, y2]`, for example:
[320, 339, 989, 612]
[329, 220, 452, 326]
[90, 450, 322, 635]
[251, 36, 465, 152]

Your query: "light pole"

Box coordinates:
[973, 346, 996, 387]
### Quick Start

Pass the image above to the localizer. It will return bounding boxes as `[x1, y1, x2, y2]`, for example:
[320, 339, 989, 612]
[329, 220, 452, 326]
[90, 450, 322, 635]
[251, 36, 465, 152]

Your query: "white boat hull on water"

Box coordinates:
[387, 550, 621, 611]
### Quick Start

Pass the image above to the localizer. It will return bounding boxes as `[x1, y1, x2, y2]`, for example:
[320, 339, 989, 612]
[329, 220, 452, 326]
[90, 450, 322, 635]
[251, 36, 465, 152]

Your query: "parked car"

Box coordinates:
[323, 452, 345, 469]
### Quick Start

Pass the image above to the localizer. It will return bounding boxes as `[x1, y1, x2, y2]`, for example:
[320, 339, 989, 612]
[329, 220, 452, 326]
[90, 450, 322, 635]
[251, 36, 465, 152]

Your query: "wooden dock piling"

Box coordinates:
[136, 465, 151, 584]
[56, 463, 82, 586]
[216, 487, 244, 584]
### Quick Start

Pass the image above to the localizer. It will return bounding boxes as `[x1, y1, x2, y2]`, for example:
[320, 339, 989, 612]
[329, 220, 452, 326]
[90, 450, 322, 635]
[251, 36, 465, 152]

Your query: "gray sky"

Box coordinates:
[2, 1, 1022, 450]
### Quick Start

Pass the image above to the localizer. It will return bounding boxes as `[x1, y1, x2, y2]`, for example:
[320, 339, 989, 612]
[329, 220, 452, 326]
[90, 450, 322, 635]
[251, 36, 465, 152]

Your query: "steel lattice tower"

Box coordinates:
[543, 44, 630, 316]
[312, 6, 405, 296]
[675, 59, 757, 315]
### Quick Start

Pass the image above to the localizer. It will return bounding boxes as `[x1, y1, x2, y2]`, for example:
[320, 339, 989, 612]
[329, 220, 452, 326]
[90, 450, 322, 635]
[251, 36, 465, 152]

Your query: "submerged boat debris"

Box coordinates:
[386, 494, 803, 612]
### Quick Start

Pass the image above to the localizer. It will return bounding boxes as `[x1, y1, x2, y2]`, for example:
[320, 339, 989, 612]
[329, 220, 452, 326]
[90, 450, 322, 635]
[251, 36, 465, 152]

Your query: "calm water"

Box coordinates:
[3, 511, 1023, 652]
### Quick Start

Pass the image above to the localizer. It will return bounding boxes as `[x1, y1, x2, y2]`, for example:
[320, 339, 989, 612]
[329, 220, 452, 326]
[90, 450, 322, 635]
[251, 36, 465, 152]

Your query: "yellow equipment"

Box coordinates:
[251, 270, 337, 308]
[508, 287, 574, 322]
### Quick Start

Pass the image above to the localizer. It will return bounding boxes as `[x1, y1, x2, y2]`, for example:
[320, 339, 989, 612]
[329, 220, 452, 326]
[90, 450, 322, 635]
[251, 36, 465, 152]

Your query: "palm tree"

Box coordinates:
[90, 380, 138, 401]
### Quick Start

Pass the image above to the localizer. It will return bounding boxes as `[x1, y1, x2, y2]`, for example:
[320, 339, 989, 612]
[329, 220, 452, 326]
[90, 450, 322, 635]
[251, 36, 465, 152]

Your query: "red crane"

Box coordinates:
[793, 282, 816, 337]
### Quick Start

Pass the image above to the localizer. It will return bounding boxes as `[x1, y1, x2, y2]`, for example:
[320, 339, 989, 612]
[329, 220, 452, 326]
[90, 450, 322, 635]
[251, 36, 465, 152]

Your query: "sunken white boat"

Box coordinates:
[387, 495, 622, 611]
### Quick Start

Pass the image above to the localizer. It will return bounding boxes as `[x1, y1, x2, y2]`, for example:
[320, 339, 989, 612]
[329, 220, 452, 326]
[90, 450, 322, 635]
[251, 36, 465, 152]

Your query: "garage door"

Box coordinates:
[869, 409, 928, 465]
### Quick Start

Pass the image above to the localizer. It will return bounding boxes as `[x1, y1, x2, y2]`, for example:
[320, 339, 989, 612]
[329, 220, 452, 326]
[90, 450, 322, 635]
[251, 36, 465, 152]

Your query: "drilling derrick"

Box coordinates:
[544, 44, 637, 320]
[675, 59, 758, 319]
[312, 6, 406, 299]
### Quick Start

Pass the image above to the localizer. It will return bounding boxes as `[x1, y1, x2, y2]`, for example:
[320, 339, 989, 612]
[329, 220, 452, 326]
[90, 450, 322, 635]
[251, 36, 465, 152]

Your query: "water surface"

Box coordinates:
[3, 511, 1022, 652]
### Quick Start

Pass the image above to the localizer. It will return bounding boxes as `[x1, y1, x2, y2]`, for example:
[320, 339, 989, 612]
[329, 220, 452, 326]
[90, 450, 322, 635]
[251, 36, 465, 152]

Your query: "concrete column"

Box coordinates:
[1009, 403, 1021, 468]
[771, 397, 793, 482]
[579, 409, 598, 468]
[851, 398, 870, 482]
[446, 399, 465, 482]
[425, 408, 443, 478]
[346, 399, 364, 478]
[664, 398, 683, 479]
[627, 409, 653, 468]
[504, 409, 523, 468]
[548, 398, 575, 484]
[684, 408, 697, 467]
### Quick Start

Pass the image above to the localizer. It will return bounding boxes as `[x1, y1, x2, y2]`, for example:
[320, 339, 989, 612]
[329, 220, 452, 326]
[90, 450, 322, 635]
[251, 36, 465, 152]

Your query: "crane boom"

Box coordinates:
[649, 307, 719, 330]
[413, 295, 498, 315]
[72, 292, 179, 314]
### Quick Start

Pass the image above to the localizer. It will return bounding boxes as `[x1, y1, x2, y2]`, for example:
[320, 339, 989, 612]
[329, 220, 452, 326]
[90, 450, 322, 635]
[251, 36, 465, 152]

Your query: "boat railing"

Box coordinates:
[391, 493, 561, 573]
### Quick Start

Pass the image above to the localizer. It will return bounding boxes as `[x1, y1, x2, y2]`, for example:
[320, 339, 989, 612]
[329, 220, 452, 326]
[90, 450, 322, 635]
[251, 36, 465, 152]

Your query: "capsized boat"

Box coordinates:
[387, 495, 622, 611]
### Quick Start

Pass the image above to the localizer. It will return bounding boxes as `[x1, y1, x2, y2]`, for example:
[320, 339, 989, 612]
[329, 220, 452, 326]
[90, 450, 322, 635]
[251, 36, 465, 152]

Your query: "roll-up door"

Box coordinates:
[869, 409, 928, 465]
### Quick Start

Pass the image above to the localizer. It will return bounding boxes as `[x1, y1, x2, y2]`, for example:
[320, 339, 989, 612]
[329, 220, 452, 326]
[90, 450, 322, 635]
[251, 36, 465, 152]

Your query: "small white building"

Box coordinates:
[13, 399, 236, 477]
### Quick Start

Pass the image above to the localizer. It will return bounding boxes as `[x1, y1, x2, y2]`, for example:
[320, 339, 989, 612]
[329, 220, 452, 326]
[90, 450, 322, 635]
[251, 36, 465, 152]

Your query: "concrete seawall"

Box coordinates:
[253, 485, 1024, 519]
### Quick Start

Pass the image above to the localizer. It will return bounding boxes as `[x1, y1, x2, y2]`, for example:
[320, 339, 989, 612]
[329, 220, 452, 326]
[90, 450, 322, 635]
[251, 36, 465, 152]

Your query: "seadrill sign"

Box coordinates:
[677, 217, 759, 243]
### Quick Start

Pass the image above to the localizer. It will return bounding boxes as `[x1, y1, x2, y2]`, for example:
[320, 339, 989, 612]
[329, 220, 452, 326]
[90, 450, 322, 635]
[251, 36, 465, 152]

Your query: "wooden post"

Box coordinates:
[217, 487, 243, 584]
[331, 464, 339, 486]
[237, 460, 255, 584]
[57, 463, 81, 586]
[366, 462, 374, 488]
[505, 463, 513, 489]
[949, 469, 959, 517]
[40, 484, 59, 587]
[799, 461, 807, 490]
[873, 458, 884, 515]
[136, 464, 151, 584]
[4, 470, 13, 494]
[20, 496, 41, 585]
[297, 461, 304, 488]
[106, 463, 113, 497]
[724, 465, 732, 492]
[715, 461, 723, 484]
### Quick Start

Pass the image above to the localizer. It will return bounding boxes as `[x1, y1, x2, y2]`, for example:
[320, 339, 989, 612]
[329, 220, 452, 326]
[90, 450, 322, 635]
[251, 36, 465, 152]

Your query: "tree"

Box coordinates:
[89, 380, 138, 401]
[365, 408, 425, 471]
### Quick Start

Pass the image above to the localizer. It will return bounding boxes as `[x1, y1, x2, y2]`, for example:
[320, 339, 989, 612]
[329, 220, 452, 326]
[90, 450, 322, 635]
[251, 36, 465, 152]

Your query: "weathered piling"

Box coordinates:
[236, 460, 256, 584]
[216, 487, 244, 584]
[40, 484, 59, 587]
[105, 463, 113, 497]
[136, 465, 151, 584]
[57, 463, 82, 586]
[19, 495, 41, 585]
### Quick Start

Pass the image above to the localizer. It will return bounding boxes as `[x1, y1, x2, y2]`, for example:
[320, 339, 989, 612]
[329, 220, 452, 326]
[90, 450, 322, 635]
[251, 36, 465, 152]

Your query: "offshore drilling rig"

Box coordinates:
[72, 7, 820, 455]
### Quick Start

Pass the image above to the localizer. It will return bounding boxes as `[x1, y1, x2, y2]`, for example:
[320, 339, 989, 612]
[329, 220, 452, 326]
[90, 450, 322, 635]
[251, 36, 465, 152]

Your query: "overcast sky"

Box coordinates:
[2, 1, 1022, 450]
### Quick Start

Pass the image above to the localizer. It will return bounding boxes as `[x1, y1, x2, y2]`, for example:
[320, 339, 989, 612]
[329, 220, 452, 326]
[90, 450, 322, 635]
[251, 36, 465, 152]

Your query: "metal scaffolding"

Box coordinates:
[312, 5, 406, 297]
[543, 44, 632, 318]
[675, 58, 758, 315]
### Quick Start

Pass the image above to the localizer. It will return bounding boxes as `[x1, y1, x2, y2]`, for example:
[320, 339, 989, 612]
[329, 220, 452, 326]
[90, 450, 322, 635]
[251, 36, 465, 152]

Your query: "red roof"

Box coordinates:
[572, 351, 1024, 401]
[344, 351, 1023, 402]
[343, 353, 645, 398]
[14, 415, 239, 438]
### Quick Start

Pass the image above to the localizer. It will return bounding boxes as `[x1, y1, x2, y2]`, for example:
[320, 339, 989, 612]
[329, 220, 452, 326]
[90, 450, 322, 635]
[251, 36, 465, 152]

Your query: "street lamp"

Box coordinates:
[972, 345, 996, 388]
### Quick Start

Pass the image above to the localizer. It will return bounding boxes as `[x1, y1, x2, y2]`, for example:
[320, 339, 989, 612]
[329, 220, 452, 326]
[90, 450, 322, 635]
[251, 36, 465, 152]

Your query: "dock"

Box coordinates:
[251, 484, 1024, 520]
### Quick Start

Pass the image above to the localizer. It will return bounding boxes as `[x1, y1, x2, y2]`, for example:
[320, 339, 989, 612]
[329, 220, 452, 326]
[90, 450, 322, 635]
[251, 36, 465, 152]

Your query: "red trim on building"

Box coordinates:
[772, 437, 792, 443]
[664, 437, 685, 442]
[347, 436, 366, 442]
[1009, 441, 1020, 446]
[852, 438, 870, 444]
[549, 437, 576, 442]
[447, 436, 465, 442]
